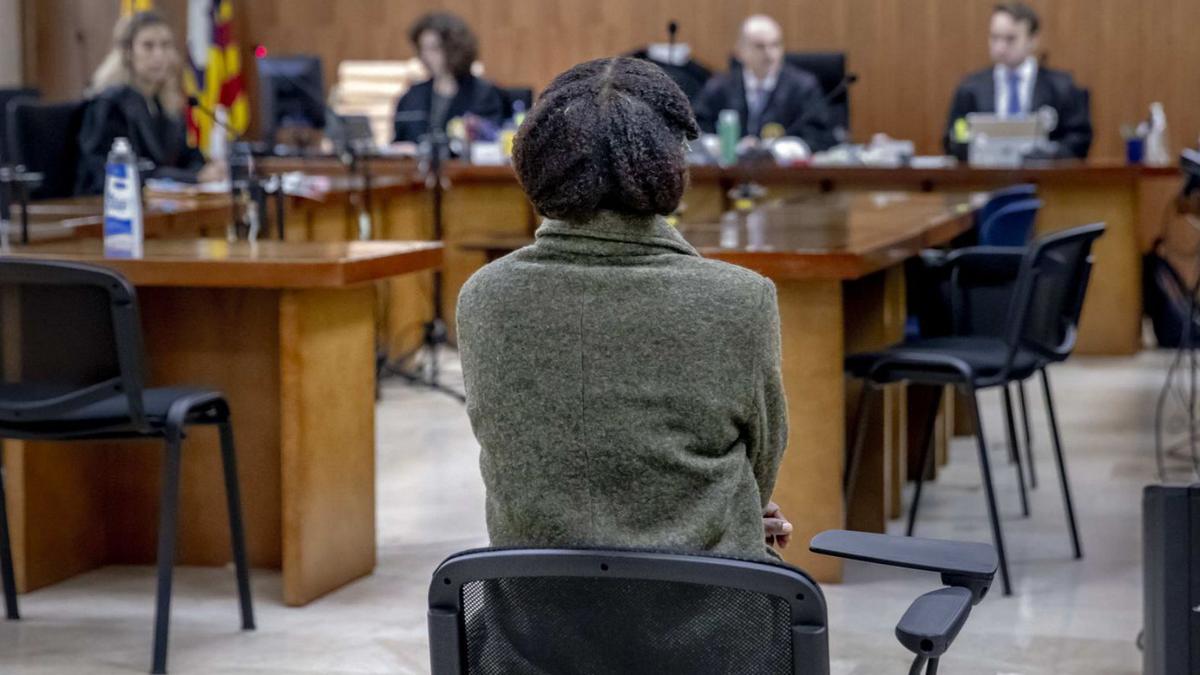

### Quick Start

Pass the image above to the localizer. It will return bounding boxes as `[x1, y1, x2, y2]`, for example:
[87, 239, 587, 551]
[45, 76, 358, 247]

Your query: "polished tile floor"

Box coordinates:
[0, 351, 1187, 673]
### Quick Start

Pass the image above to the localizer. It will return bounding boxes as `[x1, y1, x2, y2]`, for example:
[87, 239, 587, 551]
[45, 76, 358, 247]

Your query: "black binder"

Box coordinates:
[1143, 484, 1200, 674]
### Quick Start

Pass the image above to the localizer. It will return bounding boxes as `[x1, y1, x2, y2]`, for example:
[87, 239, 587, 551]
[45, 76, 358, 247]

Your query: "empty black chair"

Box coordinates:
[0, 88, 40, 165]
[784, 52, 850, 137]
[912, 186, 1041, 474]
[428, 530, 997, 674]
[0, 259, 255, 674]
[5, 98, 85, 200]
[845, 223, 1105, 596]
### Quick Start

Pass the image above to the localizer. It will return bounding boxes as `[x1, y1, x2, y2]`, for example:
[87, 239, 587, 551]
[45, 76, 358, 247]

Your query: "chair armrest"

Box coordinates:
[917, 248, 951, 270]
[895, 586, 974, 659]
[809, 530, 997, 603]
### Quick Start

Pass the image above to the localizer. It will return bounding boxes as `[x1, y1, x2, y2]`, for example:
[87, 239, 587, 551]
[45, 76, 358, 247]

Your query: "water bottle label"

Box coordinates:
[104, 160, 142, 256]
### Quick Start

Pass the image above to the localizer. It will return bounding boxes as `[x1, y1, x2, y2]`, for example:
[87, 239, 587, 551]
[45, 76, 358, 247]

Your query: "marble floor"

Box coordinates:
[0, 350, 1189, 673]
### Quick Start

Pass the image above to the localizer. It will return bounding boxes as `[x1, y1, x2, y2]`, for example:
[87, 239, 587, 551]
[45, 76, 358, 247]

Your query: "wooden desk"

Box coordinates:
[685, 163, 1180, 355]
[436, 161, 1178, 355]
[1, 239, 442, 606]
[13, 195, 234, 243]
[675, 191, 981, 580]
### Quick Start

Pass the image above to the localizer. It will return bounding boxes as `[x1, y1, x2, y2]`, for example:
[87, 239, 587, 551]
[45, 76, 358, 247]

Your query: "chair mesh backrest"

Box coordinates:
[461, 576, 793, 674]
[0, 260, 143, 422]
[430, 549, 828, 675]
[1010, 224, 1105, 359]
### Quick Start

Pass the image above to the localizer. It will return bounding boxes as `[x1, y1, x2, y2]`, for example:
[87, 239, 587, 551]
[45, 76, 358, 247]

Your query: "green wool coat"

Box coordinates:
[457, 210, 789, 561]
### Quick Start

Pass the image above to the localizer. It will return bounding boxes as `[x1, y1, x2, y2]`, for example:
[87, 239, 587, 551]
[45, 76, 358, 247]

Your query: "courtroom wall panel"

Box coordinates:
[235, 0, 1200, 160]
[24, 0, 1200, 159]
[0, 0, 22, 86]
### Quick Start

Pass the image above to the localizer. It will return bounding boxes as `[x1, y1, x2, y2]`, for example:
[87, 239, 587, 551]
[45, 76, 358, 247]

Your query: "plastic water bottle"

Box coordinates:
[1144, 102, 1171, 167]
[718, 109, 740, 167]
[103, 137, 144, 257]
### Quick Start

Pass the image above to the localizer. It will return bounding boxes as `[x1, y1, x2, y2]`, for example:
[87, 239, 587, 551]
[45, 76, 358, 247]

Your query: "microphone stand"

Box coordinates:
[0, 166, 13, 252]
[379, 131, 465, 403]
[821, 73, 858, 144]
[189, 97, 280, 240]
[260, 64, 376, 240]
[0, 165, 38, 245]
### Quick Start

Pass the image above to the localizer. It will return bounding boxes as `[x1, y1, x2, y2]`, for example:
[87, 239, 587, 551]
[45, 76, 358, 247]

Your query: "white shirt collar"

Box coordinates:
[743, 67, 780, 94]
[994, 56, 1037, 83]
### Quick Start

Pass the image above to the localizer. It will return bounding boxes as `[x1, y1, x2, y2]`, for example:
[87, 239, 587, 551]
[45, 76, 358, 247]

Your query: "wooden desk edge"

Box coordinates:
[4, 244, 444, 289]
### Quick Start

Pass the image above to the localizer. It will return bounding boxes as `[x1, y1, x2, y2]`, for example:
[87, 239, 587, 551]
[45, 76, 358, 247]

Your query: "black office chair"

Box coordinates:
[496, 86, 534, 121]
[629, 48, 713, 102]
[428, 530, 997, 674]
[5, 98, 85, 200]
[0, 88, 40, 165]
[784, 52, 850, 137]
[845, 223, 1105, 596]
[912, 187, 1042, 478]
[0, 259, 255, 674]
[975, 184, 1037, 233]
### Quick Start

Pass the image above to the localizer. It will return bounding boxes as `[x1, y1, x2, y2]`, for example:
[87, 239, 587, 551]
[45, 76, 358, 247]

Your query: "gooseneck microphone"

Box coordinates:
[822, 73, 859, 106]
[187, 95, 247, 144]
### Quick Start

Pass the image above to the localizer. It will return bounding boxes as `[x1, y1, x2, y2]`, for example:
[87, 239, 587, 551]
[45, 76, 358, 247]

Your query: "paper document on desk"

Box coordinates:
[145, 178, 231, 195]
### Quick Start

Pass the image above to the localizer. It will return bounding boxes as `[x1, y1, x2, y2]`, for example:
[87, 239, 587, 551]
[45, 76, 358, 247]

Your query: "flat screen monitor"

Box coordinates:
[257, 55, 325, 142]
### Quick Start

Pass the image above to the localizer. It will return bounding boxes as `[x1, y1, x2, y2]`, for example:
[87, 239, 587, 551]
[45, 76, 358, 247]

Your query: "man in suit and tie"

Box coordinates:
[944, 2, 1093, 160]
[694, 15, 837, 153]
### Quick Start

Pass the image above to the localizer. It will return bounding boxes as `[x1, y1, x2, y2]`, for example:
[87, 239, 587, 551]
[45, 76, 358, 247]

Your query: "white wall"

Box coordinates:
[0, 0, 22, 86]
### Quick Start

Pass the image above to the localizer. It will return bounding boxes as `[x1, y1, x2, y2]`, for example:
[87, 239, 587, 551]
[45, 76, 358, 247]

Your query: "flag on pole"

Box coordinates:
[121, 0, 155, 15]
[184, 0, 249, 155]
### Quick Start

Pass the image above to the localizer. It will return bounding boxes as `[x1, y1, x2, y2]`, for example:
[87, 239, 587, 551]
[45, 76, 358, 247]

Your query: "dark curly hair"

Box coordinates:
[513, 57, 701, 222]
[408, 12, 478, 80]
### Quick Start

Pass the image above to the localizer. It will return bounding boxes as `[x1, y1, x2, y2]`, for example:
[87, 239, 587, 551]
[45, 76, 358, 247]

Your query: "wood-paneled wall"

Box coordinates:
[22, 0, 1200, 159]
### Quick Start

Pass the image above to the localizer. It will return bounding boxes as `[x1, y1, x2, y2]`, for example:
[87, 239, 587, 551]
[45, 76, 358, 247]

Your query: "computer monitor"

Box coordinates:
[257, 55, 326, 143]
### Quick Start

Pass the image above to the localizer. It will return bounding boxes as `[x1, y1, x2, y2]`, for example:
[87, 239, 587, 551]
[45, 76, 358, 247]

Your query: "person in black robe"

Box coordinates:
[693, 15, 836, 153]
[943, 2, 1092, 160]
[393, 12, 504, 145]
[76, 10, 222, 195]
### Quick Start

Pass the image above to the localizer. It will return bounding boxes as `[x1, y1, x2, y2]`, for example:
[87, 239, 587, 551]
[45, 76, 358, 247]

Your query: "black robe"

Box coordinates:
[943, 66, 1093, 160]
[75, 85, 206, 196]
[392, 75, 505, 143]
[693, 63, 837, 152]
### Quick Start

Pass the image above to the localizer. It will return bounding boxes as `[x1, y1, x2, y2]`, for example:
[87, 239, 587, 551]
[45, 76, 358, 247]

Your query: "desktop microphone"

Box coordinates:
[821, 73, 858, 106]
[667, 20, 678, 62]
[187, 95, 248, 145]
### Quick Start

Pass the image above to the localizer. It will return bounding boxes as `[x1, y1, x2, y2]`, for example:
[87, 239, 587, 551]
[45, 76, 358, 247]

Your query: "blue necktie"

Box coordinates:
[1007, 70, 1022, 116]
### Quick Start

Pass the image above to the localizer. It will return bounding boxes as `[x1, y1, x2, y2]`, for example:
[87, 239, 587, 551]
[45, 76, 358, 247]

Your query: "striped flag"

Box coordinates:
[184, 0, 249, 154]
[120, 0, 154, 14]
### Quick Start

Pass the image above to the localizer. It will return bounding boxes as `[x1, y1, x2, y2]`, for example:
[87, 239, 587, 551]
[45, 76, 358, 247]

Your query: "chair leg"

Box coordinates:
[0, 460, 19, 620]
[906, 387, 944, 537]
[1002, 385, 1031, 518]
[218, 420, 255, 631]
[843, 382, 874, 505]
[1040, 369, 1083, 560]
[1018, 381, 1037, 488]
[152, 429, 184, 675]
[968, 387, 1012, 596]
